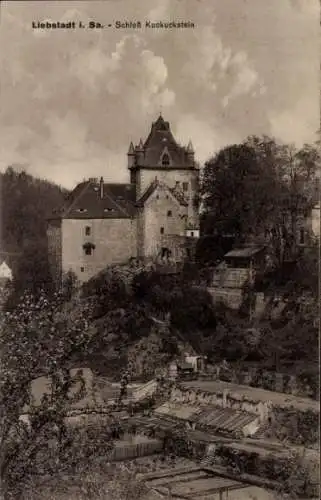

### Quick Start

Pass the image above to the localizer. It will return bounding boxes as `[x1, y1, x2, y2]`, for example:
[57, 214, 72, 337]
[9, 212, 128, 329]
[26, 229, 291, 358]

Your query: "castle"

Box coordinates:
[47, 115, 200, 283]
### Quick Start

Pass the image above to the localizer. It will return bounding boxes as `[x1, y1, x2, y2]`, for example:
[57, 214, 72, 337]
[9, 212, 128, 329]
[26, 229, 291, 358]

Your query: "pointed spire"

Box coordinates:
[154, 114, 169, 131]
[187, 140, 194, 153]
[127, 142, 135, 155]
[138, 138, 144, 149]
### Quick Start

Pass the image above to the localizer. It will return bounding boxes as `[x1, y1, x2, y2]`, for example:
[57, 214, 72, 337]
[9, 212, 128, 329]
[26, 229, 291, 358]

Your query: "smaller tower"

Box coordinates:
[127, 142, 135, 169]
[186, 140, 195, 165]
[135, 139, 144, 166]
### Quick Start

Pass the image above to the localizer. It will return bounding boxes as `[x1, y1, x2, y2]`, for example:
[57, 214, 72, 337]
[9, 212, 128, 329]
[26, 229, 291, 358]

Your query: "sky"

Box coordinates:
[0, 0, 319, 189]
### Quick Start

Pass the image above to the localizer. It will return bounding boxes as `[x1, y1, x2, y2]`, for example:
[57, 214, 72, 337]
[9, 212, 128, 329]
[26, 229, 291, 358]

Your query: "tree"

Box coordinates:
[0, 167, 67, 298]
[8, 240, 54, 305]
[201, 142, 278, 242]
[0, 289, 100, 498]
[201, 137, 320, 268]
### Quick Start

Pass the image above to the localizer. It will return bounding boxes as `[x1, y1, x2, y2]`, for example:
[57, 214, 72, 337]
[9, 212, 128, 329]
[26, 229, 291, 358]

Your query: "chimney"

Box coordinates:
[99, 177, 104, 199]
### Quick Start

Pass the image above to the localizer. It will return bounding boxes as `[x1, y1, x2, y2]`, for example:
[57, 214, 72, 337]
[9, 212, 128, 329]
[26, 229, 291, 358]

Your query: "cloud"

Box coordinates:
[0, 0, 319, 189]
[219, 50, 266, 108]
[269, 94, 319, 146]
[175, 114, 239, 165]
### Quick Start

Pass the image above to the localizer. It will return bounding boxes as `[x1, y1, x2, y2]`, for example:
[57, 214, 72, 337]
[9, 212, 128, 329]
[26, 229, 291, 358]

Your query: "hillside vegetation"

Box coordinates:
[0, 166, 67, 296]
[69, 260, 319, 386]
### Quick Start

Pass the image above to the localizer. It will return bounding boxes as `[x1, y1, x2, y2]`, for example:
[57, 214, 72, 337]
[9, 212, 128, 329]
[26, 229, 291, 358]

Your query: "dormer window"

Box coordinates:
[104, 208, 115, 213]
[162, 153, 170, 166]
[77, 208, 87, 213]
[167, 210, 172, 217]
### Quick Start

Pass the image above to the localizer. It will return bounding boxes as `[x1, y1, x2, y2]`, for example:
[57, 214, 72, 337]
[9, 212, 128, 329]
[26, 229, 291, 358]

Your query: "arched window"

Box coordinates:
[162, 153, 170, 166]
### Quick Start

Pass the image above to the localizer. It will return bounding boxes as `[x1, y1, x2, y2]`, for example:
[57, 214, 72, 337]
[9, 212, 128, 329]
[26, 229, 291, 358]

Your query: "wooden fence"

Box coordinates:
[109, 438, 163, 461]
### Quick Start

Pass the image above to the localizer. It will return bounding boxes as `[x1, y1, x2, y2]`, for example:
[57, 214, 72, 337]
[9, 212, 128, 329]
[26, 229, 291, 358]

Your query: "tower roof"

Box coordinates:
[153, 114, 170, 131]
[187, 140, 194, 153]
[127, 142, 135, 155]
[130, 115, 195, 169]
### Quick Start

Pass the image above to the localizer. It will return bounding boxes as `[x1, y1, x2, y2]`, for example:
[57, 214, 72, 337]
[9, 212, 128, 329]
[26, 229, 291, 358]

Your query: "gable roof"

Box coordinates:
[136, 181, 188, 208]
[50, 180, 136, 220]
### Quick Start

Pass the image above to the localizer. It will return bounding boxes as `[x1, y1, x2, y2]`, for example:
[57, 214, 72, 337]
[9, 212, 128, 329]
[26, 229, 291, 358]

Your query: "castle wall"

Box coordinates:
[61, 218, 137, 282]
[136, 208, 145, 258]
[143, 187, 187, 258]
[138, 168, 199, 225]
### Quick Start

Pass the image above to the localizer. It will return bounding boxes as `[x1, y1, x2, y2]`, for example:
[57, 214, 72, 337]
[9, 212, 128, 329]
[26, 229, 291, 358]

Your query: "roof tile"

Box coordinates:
[54, 181, 136, 219]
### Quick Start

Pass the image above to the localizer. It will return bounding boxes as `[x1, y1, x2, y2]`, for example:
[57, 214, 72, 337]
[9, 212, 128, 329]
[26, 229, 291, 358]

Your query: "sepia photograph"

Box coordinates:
[0, 0, 320, 499]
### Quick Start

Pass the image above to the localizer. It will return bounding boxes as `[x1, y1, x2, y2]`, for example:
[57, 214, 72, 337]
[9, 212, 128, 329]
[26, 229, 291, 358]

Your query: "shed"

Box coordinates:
[224, 246, 266, 271]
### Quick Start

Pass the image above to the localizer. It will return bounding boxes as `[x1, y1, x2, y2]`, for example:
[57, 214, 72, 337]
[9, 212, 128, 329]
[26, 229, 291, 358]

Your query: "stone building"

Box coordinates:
[47, 115, 200, 283]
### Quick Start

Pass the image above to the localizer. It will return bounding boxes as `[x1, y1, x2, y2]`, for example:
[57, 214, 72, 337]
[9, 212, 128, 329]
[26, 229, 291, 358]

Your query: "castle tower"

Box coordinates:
[129, 115, 200, 260]
[128, 115, 199, 202]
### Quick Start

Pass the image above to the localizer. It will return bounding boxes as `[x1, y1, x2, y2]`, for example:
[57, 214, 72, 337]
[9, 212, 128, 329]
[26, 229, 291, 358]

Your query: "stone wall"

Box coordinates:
[137, 167, 198, 218]
[207, 287, 243, 309]
[142, 185, 187, 258]
[207, 287, 265, 317]
[61, 218, 137, 283]
[211, 268, 251, 288]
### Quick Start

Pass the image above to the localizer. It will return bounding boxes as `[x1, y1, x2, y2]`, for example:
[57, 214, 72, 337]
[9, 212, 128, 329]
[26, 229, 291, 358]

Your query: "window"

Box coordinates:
[182, 182, 189, 192]
[161, 153, 170, 166]
[160, 227, 164, 234]
[80, 267, 84, 272]
[83, 242, 95, 255]
[161, 247, 171, 259]
[85, 226, 91, 236]
[191, 231, 194, 237]
[167, 210, 172, 217]
[299, 229, 305, 244]
[77, 208, 87, 213]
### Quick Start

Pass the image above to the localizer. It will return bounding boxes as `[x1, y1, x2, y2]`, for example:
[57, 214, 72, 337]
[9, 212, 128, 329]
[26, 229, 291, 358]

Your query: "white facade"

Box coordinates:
[0, 261, 12, 280]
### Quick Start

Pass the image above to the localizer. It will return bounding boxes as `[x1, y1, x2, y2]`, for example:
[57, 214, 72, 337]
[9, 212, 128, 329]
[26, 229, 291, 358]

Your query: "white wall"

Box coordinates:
[61, 218, 136, 282]
[0, 262, 12, 280]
